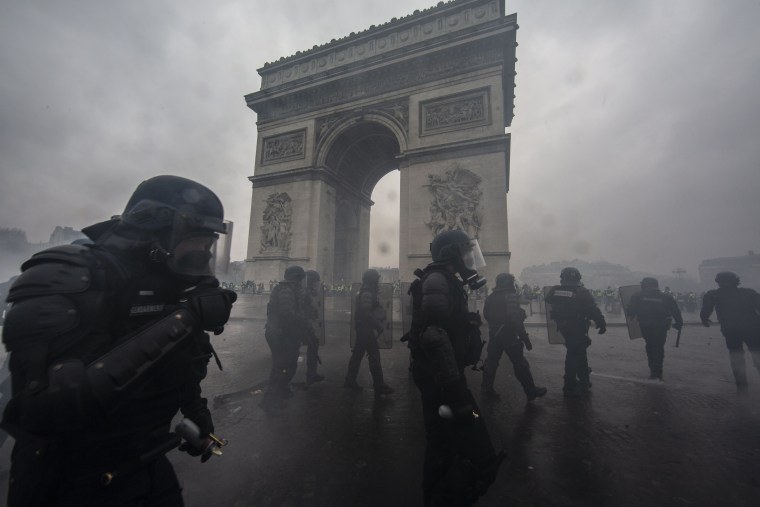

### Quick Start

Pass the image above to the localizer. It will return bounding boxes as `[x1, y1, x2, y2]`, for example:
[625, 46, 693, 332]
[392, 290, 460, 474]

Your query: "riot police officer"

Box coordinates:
[627, 277, 683, 380]
[481, 273, 547, 402]
[261, 265, 309, 408]
[700, 271, 760, 394]
[546, 267, 607, 397]
[1, 175, 236, 506]
[303, 270, 325, 385]
[407, 230, 504, 506]
[344, 269, 394, 399]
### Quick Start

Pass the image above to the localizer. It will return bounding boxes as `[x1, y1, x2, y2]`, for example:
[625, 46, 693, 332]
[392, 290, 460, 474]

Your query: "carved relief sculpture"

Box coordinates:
[262, 130, 306, 164]
[425, 165, 483, 239]
[260, 192, 293, 253]
[420, 88, 490, 136]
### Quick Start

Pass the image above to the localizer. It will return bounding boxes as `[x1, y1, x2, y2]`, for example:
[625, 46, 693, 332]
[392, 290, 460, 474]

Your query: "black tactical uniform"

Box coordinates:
[546, 267, 606, 397]
[0, 176, 236, 507]
[700, 271, 760, 394]
[302, 270, 324, 385]
[344, 269, 394, 399]
[481, 273, 546, 401]
[262, 266, 309, 408]
[627, 277, 683, 380]
[408, 230, 503, 506]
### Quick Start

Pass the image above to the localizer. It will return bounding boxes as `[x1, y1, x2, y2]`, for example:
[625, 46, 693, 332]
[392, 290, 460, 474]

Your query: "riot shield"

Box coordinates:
[543, 286, 565, 344]
[350, 282, 393, 349]
[310, 285, 326, 345]
[618, 285, 643, 340]
[400, 282, 413, 338]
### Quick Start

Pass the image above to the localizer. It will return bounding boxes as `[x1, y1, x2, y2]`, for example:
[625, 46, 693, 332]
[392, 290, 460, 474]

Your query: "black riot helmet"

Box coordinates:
[560, 267, 582, 286]
[306, 270, 321, 290]
[641, 277, 659, 290]
[284, 265, 306, 282]
[715, 271, 740, 287]
[119, 175, 226, 281]
[362, 269, 381, 286]
[429, 230, 487, 290]
[495, 273, 516, 291]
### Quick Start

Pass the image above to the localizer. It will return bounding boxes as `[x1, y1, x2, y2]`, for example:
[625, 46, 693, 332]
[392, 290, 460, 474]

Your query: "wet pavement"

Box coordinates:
[1, 294, 760, 506]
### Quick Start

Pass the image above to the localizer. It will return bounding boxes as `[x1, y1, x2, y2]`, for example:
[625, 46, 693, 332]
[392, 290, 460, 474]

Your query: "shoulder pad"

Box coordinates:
[8, 255, 96, 303]
[21, 244, 96, 270]
[422, 271, 449, 293]
[7, 245, 102, 302]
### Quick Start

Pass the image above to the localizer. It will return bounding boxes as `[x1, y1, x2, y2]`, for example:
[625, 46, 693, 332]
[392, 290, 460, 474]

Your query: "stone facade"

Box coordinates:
[245, 0, 517, 284]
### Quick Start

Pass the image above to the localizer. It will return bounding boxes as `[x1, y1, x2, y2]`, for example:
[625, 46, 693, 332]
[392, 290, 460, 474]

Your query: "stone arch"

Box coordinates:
[244, 0, 517, 284]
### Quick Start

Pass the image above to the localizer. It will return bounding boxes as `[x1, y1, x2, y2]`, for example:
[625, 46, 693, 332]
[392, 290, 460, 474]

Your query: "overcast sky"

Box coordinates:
[1, 0, 758, 280]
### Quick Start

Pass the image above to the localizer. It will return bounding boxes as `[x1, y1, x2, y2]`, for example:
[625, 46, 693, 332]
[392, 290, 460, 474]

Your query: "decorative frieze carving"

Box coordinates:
[259, 0, 503, 89]
[253, 44, 504, 122]
[261, 130, 306, 165]
[260, 192, 293, 253]
[420, 88, 490, 136]
[425, 165, 483, 239]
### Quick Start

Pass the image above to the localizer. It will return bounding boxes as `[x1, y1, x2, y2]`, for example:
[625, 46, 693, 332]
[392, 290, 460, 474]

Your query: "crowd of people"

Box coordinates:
[1, 175, 759, 506]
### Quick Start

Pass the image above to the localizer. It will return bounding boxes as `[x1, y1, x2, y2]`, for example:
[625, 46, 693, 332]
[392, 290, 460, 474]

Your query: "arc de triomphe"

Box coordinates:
[244, 0, 517, 284]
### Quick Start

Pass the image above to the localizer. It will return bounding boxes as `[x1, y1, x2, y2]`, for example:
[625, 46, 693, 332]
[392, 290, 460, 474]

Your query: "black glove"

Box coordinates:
[701, 319, 711, 328]
[180, 286, 237, 334]
[673, 322, 683, 331]
[521, 334, 533, 351]
[597, 323, 607, 335]
[178, 440, 214, 463]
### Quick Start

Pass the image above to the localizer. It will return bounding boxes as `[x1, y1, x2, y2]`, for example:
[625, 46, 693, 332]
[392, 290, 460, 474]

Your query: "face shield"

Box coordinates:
[460, 239, 486, 271]
[162, 208, 227, 280]
[457, 239, 487, 290]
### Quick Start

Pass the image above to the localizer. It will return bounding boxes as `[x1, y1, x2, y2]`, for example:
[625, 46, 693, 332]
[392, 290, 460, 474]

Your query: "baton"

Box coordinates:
[675, 326, 682, 348]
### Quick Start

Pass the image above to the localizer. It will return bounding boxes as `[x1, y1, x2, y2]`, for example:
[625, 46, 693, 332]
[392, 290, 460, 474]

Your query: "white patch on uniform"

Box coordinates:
[138, 290, 154, 296]
[554, 290, 574, 298]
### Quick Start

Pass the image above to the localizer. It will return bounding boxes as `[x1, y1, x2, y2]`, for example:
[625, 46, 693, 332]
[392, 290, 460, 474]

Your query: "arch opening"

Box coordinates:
[324, 120, 401, 283]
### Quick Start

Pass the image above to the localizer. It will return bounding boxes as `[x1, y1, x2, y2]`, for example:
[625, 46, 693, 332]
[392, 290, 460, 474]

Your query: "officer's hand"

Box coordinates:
[521, 334, 533, 351]
[673, 322, 683, 331]
[597, 324, 607, 335]
[701, 319, 711, 328]
[178, 439, 214, 463]
[180, 286, 237, 333]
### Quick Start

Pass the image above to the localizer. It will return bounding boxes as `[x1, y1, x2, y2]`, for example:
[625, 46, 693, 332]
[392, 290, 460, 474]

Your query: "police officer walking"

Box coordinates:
[407, 230, 504, 506]
[546, 267, 607, 397]
[481, 273, 547, 402]
[1, 175, 236, 506]
[700, 271, 760, 394]
[627, 277, 683, 380]
[343, 269, 394, 399]
[303, 270, 325, 385]
[261, 265, 309, 409]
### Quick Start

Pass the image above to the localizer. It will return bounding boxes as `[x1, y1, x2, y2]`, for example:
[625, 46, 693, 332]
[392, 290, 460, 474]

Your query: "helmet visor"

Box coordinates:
[460, 239, 486, 270]
[166, 233, 219, 278]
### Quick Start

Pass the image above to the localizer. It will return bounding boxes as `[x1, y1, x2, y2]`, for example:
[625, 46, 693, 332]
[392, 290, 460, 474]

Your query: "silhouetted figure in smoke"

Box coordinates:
[0, 175, 236, 506]
[700, 271, 760, 394]
[627, 277, 683, 380]
[344, 269, 394, 399]
[261, 265, 309, 409]
[407, 230, 504, 506]
[302, 270, 325, 385]
[546, 267, 606, 398]
[481, 273, 547, 402]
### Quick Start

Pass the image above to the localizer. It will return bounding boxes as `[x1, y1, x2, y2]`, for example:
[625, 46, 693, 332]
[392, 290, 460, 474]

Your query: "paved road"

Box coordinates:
[1, 294, 759, 506]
